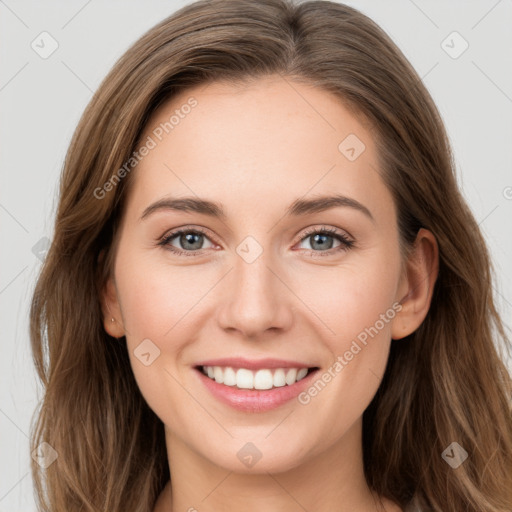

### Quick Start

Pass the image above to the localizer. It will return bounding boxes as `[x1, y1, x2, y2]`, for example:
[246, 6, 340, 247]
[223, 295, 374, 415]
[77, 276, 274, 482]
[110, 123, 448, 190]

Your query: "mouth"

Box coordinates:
[193, 361, 321, 413]
[195, 365, 320, 390]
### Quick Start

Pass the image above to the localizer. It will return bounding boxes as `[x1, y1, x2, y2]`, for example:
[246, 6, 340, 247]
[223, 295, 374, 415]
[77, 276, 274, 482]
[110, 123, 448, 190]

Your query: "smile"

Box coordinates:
[193, 360, 320, 413]
[199, 365, 314, 390]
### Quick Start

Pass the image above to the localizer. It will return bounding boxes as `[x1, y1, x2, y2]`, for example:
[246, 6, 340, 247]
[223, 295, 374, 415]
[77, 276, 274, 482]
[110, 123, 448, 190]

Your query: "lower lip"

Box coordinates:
[195, 367, 319, 413]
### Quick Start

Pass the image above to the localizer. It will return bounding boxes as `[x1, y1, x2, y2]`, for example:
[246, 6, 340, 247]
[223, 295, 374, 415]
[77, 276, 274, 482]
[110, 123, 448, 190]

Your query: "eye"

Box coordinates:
[158, 227, 216, 256]
[157, 225, 354, 257]
[295, 226, 354, 255]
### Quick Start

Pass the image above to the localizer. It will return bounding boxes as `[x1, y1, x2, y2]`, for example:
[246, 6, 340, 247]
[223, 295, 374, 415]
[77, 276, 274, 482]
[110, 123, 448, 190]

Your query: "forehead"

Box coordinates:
[123, 76, 393, 225]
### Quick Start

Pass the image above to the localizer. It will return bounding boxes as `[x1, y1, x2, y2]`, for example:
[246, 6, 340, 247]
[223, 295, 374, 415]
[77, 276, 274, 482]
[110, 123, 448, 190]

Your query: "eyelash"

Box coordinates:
[157, 225, 355, 257]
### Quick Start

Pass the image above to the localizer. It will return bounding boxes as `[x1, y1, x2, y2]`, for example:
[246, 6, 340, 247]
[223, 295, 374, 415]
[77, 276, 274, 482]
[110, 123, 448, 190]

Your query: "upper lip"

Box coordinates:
[194, 357, 317, 371]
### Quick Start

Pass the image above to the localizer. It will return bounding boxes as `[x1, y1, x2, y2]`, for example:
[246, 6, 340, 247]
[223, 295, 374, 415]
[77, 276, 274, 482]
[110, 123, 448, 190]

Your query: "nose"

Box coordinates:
[216, 250, 294, 339]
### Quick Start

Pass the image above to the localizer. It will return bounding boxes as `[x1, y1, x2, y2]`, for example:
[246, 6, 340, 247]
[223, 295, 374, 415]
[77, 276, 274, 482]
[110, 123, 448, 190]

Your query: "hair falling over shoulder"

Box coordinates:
[29, 0, 512, 510]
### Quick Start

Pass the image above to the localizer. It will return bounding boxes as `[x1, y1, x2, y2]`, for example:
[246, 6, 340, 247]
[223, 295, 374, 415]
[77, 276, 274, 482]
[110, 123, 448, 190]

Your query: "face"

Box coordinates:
[103, 75, 417, 474]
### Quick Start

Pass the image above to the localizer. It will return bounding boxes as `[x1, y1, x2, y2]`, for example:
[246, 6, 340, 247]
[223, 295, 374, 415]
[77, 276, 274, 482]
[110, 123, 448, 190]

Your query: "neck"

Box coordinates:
[154, 418, 398, 512]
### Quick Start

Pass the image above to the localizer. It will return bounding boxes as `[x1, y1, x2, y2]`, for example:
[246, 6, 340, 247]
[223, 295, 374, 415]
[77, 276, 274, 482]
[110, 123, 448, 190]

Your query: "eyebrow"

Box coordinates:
[140, 194, 374, 223]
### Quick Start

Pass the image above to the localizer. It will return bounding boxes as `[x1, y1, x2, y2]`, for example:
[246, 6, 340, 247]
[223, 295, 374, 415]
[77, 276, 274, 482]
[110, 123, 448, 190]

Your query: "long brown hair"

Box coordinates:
[29, 0, 512, 510]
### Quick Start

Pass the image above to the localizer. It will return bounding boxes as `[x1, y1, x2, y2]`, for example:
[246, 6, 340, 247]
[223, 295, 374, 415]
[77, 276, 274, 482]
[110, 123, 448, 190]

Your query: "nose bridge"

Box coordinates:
[216, 240, 293, 337]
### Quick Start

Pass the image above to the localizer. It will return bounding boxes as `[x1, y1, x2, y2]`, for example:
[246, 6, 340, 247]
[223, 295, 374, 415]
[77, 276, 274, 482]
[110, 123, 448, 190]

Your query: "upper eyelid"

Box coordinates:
[162, 225, 216, 242]
[298, 225, 352, 240]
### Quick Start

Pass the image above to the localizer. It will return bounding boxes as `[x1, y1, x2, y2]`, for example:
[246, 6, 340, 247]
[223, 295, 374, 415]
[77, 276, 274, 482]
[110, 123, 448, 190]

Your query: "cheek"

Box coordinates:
[116, 252, 205, 342]
[114, 253, 204, 421]
[297, 249, 401, 347]
[293, 247, 401, 412]
[291, 248, 401, 432]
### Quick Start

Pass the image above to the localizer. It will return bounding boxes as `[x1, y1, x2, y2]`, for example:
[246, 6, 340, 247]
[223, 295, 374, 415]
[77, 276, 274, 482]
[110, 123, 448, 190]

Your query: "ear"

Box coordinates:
[98, 249, 125, 339]
[391, 228, 439, 340]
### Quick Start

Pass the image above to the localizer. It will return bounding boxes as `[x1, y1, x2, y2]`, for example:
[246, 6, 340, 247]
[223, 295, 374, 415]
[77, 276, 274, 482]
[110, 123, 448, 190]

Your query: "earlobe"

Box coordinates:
[101, 277, 125, 338]
[391, 228, 439, 340]
[98, 249, 125, 339]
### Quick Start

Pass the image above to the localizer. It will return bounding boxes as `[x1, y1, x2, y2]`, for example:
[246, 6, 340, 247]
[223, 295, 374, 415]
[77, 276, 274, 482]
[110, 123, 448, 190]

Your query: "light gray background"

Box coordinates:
[1, 0, 511, 510]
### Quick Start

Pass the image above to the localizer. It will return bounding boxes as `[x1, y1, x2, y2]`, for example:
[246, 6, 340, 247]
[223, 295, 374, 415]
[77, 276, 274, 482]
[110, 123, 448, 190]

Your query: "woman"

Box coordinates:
[29, 0, 512, 511]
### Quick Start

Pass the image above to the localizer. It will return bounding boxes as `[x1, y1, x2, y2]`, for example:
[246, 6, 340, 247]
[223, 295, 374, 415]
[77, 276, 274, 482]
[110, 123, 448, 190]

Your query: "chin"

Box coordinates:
[201, 437, 313, 474]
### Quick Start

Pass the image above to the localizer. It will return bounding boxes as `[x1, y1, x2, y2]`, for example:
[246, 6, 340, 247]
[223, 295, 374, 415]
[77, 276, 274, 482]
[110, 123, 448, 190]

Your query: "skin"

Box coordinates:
[101, 75, 438, 512]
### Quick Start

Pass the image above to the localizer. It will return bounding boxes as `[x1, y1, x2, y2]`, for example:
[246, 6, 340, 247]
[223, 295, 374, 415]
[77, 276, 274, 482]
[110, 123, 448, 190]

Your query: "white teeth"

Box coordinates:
[254, 369, 273, 390]
[223, 367, 237, 386]
[296, 368, 308, 380]
[285, 368, 297, 385]
[201, 365, 312, 389]
[273, 368, 286, 387]
[214, 366, 224, 384]
[236, 368, 254, 389]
